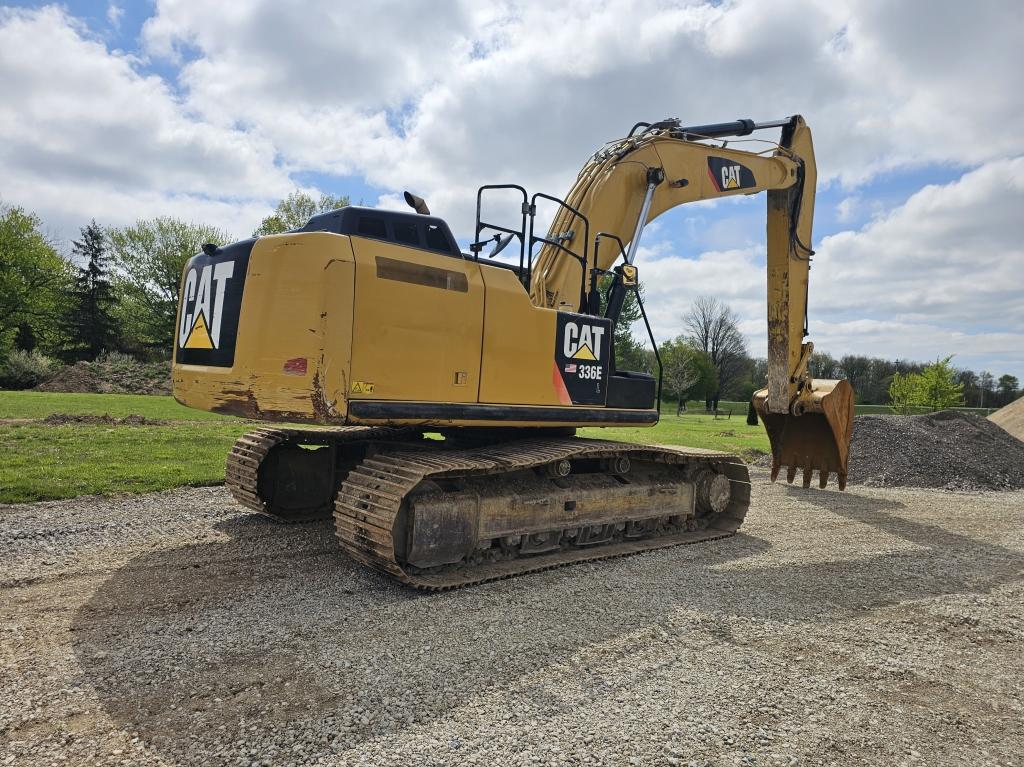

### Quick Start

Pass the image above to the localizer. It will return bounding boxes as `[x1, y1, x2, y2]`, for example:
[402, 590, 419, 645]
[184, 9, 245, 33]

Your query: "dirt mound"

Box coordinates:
[34, 362, 105, 393]
[41, 413, 169, 426]
[34, 358, 171, 396]
[846, 410, 1024, 491]
[989, 397, 1024, 442]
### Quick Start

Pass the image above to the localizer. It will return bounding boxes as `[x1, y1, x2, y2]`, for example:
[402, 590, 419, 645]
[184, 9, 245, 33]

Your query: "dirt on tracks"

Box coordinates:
[1, 478, 1022, 767]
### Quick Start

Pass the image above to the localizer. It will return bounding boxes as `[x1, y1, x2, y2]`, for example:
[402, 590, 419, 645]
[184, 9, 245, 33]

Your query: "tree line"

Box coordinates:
[0, 192, 348, 380]
[1, 193, 1020, 408]
[615, 297, 1020, 410]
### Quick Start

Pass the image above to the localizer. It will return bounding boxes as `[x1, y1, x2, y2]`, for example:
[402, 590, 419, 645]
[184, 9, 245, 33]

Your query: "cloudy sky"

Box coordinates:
[1, 0, 1021, 379]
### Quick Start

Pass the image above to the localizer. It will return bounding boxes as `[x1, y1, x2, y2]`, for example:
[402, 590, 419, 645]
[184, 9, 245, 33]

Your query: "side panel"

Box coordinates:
[172, 232, 355, 422]
[349, 239, 484, 403]
[479, 267, 612, 408]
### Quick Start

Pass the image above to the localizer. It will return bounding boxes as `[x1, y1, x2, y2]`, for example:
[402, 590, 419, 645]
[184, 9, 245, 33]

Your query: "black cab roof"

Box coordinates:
[298, 206, 460, 257]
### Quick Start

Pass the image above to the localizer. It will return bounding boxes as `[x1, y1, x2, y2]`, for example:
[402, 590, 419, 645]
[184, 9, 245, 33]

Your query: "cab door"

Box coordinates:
[349, 238, 484, 403]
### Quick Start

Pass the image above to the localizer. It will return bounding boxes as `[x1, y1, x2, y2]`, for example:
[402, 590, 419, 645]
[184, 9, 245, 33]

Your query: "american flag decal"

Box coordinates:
[564, 363, 577, 373]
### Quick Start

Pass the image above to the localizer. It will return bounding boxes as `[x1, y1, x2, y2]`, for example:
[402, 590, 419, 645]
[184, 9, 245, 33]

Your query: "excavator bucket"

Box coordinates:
[752, 379, 855, 490]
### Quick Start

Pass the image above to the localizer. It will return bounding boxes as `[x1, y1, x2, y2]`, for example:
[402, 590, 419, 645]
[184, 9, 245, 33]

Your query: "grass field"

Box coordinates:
[0, 391, 776, 504]
[1, 390, 1000, 504]
[0, 391, 232, 421]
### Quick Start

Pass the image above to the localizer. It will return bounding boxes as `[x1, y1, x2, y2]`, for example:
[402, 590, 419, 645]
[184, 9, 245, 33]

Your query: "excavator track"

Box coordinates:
[225, 426, 419, 522]
[334, 437, 749, 590]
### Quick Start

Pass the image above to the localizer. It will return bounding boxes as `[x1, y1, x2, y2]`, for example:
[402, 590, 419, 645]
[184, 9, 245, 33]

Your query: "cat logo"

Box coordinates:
[720, 164, 742, 189]
[563, 321, 605, 361]
[707, 157, 755, 192]
[178, 261, 235, 350]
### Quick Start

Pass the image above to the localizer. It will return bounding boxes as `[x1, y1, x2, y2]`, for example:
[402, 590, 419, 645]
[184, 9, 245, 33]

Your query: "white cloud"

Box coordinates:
[835, 195, 859, 223]
[106, 3, 123, 30]
[631, 158, 1024, 379]
[141, 0, 1024, 232]
[0, 6, 291, 241]
[1, 0, 1021, 378]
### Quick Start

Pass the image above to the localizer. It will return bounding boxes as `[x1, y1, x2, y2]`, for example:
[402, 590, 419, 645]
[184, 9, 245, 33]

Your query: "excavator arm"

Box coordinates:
[528, 115, 854, 489]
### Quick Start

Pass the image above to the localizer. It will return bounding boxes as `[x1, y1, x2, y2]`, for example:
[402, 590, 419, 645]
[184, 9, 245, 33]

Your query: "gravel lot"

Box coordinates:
[2, 474, 1022, 767]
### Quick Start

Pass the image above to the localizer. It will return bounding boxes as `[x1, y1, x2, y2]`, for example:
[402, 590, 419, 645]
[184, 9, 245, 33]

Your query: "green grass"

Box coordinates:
[581, 408, 769, 458]
[0, 390, 232, 421]
[0, 421, 252, 504]
[0, 391, 251, 503]
[6, 390, 997, 504]
[0, 391, 772, 504]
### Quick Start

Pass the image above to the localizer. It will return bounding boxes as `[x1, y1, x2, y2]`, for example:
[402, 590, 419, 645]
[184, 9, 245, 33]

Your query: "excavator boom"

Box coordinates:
[527, 115, 854, 488]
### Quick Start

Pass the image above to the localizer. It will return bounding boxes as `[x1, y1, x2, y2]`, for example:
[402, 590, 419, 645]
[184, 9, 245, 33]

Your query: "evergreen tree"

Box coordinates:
[14, 322, 36, 352]
[61, 220, 118, 361]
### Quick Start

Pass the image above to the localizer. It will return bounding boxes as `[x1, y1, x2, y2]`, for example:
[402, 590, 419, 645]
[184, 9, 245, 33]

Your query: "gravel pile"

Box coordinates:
[989, 396, 1024, 442]
[847, 410, 1024, 491]
[2, 481, 1023, 766]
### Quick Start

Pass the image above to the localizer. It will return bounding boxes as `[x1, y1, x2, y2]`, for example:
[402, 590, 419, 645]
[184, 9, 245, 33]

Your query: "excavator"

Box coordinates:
[172, 115, 854, 590]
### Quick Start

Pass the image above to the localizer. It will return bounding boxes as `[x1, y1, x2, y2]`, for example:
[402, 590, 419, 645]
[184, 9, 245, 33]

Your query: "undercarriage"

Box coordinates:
[226, 427, 750, 589]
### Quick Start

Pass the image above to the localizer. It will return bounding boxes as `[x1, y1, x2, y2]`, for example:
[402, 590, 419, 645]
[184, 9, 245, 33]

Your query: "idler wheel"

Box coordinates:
[694, 469, 731, 514]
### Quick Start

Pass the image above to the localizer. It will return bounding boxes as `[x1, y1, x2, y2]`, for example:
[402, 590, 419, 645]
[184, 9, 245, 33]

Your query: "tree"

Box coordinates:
[888, 370, 919, 414]
[0, 205, 70, 359]
[957, 369, 979, 407]
[60, 220, 119, 361]
[997, 374, 1019, 407]
[809, 351, 839, 380]
[888, 355, 964, 413]
[253, 191, 351, 236]
[14, 322, 36, 353]
[107, 218, 232, 353]
[978, 370, 995, 408]
[682, 296, 749, 411]
[597, 274, 650, 372]
[659, 337, 717, 413]
[917, 356, 964, 410]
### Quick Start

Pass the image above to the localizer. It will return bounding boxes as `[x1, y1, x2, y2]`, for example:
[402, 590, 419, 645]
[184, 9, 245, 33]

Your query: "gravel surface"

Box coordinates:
[846, 411, 1024, 490]
[1, 478, 1022, 766]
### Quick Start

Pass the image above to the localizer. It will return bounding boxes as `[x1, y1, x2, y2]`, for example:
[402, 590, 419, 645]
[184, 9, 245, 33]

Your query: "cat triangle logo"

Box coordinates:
[563, 321, 605, 361]
[570, 343, 597, 360]
[183, 313, 214, 349]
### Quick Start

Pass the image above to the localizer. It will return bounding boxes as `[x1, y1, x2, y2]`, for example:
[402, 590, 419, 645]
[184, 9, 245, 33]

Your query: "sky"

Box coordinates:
[1, 0, 1021, 380]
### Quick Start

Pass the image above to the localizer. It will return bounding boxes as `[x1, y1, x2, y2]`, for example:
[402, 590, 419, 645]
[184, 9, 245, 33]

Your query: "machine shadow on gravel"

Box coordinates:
[71, 497, 1023, 765]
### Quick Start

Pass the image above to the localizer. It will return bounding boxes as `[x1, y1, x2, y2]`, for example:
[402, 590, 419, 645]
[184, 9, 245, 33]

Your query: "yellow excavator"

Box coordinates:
[173, 115, 854, 590]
